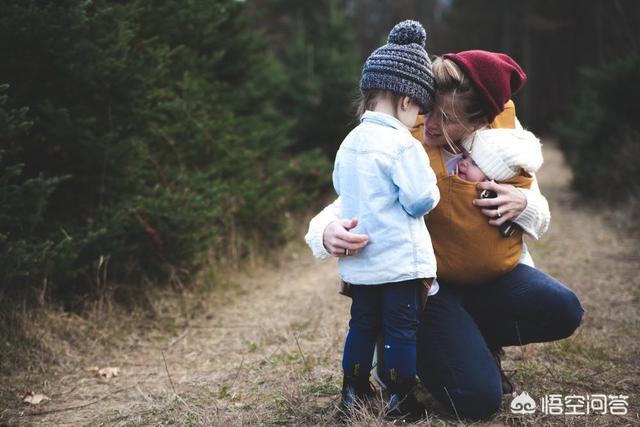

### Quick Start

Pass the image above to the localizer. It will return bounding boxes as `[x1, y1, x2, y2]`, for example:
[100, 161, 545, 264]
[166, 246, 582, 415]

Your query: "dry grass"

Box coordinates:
[1, 142, 638, 426]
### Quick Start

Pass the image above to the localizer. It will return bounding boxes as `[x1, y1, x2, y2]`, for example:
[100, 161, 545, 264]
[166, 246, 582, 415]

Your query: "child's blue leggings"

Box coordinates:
[342, 280, 420, 382]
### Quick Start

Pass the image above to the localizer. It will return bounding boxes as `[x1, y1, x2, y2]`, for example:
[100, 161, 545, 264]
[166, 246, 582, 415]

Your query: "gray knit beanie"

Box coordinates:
[360, 20, 435, 112]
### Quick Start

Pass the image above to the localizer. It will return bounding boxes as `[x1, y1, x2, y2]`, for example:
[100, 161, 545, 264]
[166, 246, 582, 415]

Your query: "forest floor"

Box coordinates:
[1, 142, 639, 426]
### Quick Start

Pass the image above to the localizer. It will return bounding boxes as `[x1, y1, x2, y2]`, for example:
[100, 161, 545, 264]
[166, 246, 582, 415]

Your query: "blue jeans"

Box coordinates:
[343, 280, 420, 381]
[416, 264, 584, 420]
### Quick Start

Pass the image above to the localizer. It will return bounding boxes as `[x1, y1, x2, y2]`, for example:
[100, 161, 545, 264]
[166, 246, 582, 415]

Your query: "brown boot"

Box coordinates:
[385, 373, 426, 420]
[339, 365, 375, 417]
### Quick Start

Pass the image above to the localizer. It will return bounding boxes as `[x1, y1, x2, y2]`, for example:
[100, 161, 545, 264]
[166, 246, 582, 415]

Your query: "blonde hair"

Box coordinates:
[432, 57, 489, 151]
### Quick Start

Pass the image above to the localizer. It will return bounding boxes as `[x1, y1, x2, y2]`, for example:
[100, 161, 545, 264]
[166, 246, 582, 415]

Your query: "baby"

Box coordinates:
[456, 128, 542, 183]
[428, 127, 543, 285]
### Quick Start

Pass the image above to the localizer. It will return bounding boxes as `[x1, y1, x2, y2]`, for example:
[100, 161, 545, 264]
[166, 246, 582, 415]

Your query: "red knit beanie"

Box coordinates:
[442, 50, 527, 122]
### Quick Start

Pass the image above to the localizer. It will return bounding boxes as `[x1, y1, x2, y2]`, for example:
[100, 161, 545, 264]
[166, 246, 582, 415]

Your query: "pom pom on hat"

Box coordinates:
[462, 128, 543, 181]
[443, 50, 527, 123]
[387, 20, 427, 47]
[360, 20, 435, 112]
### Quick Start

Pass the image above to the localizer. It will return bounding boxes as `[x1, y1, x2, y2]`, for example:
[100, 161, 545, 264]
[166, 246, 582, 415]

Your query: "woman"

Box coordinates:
[305, 50, 584, 420]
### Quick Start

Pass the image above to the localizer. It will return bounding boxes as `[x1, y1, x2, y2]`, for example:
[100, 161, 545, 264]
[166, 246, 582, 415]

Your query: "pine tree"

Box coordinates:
[0, 85, 66, 298]
[0, 0, 330, 305]
[246, 0, 361, 157]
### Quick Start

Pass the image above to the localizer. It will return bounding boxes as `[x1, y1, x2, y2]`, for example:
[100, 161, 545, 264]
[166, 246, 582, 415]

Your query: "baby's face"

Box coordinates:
[456, 153, 487, 182]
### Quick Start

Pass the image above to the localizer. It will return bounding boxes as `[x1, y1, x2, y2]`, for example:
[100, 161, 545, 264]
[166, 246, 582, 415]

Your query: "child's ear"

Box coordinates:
[400, 96, 411, 111]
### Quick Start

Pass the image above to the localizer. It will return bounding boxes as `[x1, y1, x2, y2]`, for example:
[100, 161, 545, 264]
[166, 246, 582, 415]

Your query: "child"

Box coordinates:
[332, 20, 439, 416]
[429, 127, 543, 285]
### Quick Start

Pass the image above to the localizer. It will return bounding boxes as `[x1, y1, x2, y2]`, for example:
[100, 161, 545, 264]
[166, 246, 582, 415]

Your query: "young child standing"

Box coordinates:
[332, 20, 439, 416]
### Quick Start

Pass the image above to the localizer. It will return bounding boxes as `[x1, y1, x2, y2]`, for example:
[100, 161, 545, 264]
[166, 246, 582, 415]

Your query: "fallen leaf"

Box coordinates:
[22, 391, 50, 405]
[98, 367, 120, 379]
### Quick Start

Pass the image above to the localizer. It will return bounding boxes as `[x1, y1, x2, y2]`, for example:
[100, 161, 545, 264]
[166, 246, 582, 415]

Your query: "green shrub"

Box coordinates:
[0, 86, 68, 296]
[555, 56, 640, 203]
[0, 1, 332, 306]
[247, 0, 361, 157]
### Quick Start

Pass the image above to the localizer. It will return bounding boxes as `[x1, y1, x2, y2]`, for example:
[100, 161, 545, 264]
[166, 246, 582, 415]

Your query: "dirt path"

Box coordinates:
[2, 142, 639, 426]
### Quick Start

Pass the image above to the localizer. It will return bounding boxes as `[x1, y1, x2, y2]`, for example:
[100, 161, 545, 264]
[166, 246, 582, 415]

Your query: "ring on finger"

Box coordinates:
[496, 207, 502, 218]
[345, 248, 350, 256]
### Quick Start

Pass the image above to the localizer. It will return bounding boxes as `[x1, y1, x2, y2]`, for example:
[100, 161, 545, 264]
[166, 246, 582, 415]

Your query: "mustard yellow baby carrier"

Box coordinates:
[411, 101, 532, 285]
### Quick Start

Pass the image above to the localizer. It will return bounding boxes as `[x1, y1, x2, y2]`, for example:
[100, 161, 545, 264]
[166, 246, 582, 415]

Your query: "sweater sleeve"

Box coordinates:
[304, 197, 342, 259]
[514, 174, 550, 240]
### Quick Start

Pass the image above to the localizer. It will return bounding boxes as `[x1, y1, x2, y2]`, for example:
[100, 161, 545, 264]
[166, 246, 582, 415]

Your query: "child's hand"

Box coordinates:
[323, 218, 369, 257]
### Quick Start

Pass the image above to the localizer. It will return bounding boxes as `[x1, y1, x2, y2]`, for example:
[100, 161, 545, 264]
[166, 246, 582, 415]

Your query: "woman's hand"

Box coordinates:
[473, 181, 527, 226]
[323, 218, 369, 257]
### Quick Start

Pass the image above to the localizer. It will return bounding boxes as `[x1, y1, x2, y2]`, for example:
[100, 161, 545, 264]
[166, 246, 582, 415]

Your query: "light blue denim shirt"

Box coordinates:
[333, 111, 440, 285]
